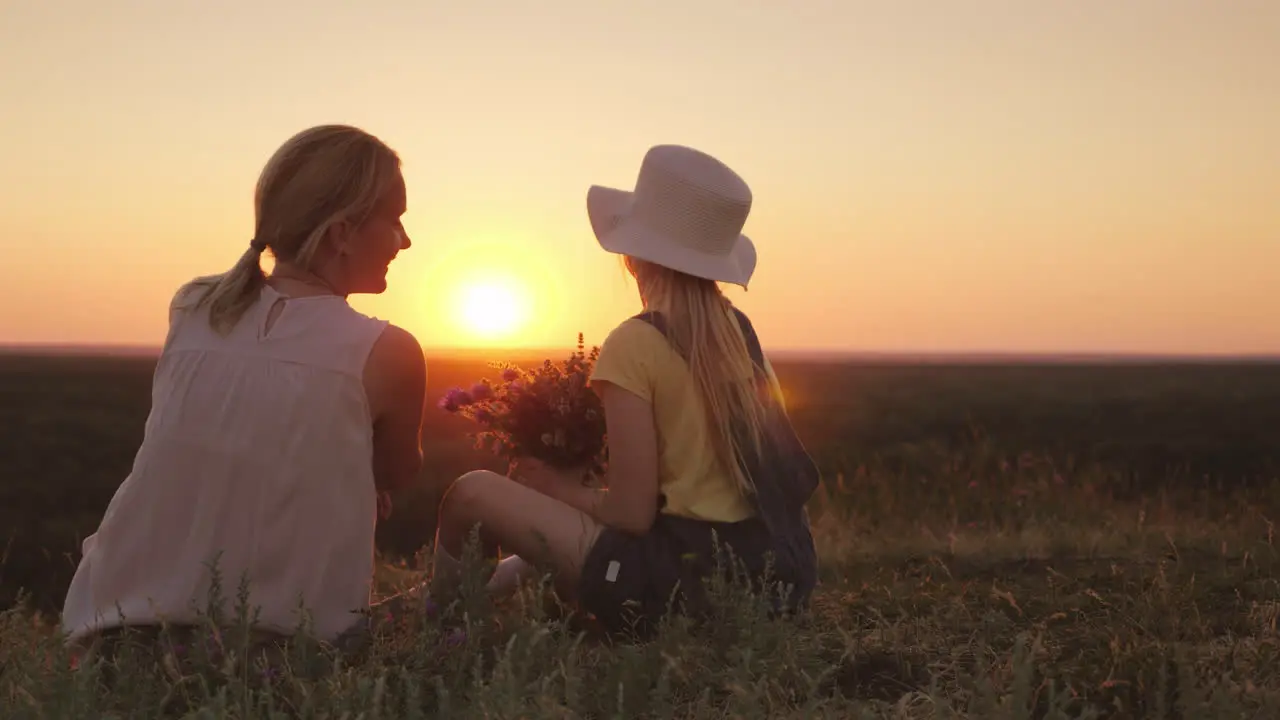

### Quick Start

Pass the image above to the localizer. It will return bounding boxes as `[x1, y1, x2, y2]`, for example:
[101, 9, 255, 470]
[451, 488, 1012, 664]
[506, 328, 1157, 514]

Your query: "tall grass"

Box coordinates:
[4, 452, 1278, 718]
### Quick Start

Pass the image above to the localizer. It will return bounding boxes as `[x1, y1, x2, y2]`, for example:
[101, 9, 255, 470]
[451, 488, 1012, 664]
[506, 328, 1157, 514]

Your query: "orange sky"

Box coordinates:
[1, 1, 1277, 355]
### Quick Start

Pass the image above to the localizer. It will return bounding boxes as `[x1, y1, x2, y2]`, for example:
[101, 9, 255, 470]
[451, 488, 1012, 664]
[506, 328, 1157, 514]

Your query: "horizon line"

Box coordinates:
[2, 342, 1277, 365]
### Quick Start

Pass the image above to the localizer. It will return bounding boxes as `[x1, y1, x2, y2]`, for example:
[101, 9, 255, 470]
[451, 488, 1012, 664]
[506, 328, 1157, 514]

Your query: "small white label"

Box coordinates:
[605, 561, 621, 583]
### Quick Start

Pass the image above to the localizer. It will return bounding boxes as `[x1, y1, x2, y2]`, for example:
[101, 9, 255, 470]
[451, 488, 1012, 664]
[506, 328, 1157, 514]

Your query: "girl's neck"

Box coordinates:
[639, 287, 662, 310]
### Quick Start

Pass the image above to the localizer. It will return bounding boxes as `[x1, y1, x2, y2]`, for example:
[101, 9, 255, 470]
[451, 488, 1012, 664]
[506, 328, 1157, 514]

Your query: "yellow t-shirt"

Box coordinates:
[588, 313, 785, 524]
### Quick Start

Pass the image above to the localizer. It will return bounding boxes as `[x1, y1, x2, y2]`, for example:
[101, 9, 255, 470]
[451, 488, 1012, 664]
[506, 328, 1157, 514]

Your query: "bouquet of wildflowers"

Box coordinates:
[439, 334, 608, 476]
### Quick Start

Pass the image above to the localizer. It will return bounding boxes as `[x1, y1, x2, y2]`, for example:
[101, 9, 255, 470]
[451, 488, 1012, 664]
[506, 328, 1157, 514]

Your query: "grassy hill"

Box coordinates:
[1, 352, 1278, 716]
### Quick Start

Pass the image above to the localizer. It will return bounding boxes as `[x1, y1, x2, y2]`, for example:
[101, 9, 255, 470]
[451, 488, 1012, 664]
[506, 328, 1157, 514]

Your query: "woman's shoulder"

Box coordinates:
[366, 323, 424, 376]
[369, 323, 421, 358]
[168, 275, 222, 311]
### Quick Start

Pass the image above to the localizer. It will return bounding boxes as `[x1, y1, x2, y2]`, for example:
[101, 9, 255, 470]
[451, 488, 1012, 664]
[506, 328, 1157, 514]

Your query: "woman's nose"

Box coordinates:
[400, 231, 412, 250]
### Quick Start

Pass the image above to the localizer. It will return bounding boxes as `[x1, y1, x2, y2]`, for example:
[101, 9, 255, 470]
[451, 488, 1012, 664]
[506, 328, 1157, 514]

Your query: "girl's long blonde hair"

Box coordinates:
[626, 256, 769, 497]
[185, 125, 401, 334]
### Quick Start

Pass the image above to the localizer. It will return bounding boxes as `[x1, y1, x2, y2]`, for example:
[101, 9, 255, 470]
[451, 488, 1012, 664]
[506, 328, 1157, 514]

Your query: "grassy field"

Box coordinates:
[2, 350, 1279, 717]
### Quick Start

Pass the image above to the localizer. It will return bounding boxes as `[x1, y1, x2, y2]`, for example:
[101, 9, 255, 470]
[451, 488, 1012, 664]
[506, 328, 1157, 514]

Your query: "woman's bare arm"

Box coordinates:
[365, 324, 426, 495]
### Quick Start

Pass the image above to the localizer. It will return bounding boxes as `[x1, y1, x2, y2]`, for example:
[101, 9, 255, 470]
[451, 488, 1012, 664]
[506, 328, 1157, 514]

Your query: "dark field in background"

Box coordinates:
[2, 351, 1277, 615]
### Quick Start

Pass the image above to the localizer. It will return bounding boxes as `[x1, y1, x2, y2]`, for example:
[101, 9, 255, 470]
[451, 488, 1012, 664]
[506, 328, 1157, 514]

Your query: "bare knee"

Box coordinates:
[437, 470, 505, 550]
[439, 470, 501, 514]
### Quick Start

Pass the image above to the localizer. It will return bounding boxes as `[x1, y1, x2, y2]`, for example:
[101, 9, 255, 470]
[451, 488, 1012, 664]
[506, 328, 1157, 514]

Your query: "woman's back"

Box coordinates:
[62, 283, 390, 642]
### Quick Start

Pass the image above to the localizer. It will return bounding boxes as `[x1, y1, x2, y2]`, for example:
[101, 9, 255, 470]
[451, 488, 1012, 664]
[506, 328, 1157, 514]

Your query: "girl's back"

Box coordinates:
[591, 303, 785, 524]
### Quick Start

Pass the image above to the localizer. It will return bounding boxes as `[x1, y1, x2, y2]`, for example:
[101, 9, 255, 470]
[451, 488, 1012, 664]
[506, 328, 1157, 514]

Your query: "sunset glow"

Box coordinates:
[1, 3, 1277, 355]
[382, 233, 574, 350]
[457, 280, 526, 340]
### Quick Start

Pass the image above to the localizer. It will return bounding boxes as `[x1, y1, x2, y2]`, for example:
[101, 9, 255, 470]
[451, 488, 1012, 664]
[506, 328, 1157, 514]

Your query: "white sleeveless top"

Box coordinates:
[61, 282, 391, 643]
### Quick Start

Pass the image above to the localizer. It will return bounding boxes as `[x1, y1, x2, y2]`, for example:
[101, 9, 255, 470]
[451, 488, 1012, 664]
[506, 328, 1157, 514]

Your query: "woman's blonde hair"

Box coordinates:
[187, 125, 401, 334]
[625, 256, 769, 497]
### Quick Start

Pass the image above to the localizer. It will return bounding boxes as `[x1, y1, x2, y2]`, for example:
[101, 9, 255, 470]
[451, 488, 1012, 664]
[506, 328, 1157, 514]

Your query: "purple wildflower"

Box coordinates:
[474, 408, 494, 424]
[203, 638, 223, 663]
[438, 388, 474, 412]
[470, 383, 492, 400]
[424, 597, 439, 617]
[501, 368, 521, 382]
[444, 628, 467, 647]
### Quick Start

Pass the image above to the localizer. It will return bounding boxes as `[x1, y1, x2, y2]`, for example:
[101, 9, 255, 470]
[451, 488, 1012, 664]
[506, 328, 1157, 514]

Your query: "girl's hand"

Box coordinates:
[508, 457, 588, 496]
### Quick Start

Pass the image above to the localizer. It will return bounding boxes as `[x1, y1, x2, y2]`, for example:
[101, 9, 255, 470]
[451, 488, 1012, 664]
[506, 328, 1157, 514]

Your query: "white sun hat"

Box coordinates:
[586, 144, 757, 288]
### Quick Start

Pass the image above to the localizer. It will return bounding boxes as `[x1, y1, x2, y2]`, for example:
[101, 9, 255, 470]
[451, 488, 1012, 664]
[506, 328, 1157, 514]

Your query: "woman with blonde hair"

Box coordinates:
[61, 125, 426, 650]
[433, 144, 820, 634]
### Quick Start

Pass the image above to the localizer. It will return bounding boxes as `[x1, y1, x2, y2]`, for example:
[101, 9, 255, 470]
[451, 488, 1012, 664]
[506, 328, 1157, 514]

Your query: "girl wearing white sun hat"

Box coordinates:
[431, 144, 821, 636]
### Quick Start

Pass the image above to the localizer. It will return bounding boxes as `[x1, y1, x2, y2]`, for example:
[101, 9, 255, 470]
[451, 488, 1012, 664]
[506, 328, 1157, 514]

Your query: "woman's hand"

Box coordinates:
[377, 490, 394, 520]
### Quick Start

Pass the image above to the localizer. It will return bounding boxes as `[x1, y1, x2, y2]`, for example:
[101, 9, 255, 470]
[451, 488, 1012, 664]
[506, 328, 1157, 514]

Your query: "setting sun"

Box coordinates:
[390, 235, 572, 351]
[457, 280, 526, 339]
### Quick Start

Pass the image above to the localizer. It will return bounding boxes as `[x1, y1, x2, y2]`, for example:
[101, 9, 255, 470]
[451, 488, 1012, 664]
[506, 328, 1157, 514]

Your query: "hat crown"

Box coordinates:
[628, 145, 752, 258]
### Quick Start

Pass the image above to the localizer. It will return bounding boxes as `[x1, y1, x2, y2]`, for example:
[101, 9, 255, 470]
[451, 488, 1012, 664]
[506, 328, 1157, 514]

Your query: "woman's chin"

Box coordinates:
[352, 277, 389, 295]
[349, 264, 396, 295]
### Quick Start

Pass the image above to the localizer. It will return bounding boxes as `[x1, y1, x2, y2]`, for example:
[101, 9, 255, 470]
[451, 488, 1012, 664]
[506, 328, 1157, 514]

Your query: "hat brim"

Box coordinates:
[586, 185, 757, 288]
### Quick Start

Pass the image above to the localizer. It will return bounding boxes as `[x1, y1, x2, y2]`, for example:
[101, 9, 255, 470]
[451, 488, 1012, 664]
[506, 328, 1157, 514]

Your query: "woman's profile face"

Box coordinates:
[345, 169, 411, 295]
